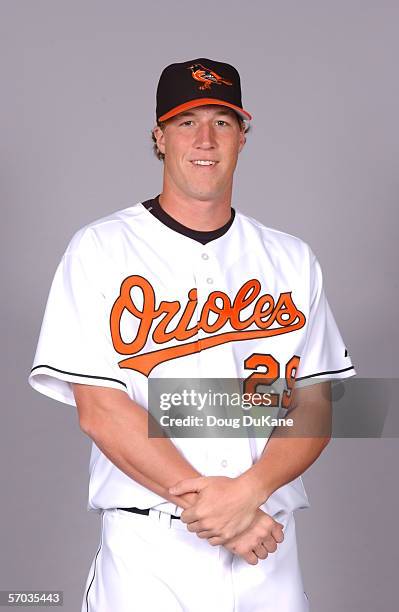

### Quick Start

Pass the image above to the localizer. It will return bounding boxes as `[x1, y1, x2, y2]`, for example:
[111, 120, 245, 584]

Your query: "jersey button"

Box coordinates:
[221, 459, 228, 468]
[201, 253, 209, 260]
[206, 277, 214, 284]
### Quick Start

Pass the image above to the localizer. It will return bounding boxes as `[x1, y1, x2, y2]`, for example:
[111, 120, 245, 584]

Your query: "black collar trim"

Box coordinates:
[141, 194, 235, 245]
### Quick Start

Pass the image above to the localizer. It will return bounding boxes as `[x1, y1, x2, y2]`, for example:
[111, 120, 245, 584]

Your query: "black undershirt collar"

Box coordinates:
[141, 194, 235, 245]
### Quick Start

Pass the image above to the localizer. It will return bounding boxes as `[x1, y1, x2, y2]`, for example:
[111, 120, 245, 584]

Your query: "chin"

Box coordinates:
[188, 190, 221, 201]
[185, 182, 225, 201]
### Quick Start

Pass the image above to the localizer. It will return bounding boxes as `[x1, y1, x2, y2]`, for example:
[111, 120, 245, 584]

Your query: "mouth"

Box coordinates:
[190, 160, 218, 167]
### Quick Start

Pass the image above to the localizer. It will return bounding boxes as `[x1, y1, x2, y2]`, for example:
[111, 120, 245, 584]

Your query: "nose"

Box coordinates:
[193, 122, 216, 149]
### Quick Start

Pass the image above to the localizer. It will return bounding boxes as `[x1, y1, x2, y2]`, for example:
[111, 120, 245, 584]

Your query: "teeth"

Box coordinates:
[192, 160, 216, 166]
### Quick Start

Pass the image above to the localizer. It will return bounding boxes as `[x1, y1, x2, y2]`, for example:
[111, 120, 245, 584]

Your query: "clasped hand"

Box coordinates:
[169, 475, 285, 565]
[169, 474, 262, 546]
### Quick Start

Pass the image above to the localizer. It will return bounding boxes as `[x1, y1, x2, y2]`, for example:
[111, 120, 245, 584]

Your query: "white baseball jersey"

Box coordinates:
[28, 196, 356, 519]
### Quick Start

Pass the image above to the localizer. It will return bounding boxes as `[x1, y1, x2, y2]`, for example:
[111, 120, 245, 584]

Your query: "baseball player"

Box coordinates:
[28, 58, 356, 611]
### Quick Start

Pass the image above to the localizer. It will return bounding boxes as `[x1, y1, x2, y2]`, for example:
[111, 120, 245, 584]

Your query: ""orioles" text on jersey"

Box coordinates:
[110, 275, 306, 376]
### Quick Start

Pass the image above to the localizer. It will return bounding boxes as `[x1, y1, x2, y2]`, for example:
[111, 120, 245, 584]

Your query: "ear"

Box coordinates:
[238, 127, 246, 153]
[152, 125, 166, 155]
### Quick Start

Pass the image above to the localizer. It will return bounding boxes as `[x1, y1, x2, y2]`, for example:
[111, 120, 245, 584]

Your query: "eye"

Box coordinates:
[216, 119, 229, 126]
[180, 120, 194, 126]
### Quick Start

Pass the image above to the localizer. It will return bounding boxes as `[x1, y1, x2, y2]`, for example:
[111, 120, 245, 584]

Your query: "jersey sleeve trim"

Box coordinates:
[29, 364, 128, 389]
[296, 365, 355, 382]
[28, 364, 129, 407]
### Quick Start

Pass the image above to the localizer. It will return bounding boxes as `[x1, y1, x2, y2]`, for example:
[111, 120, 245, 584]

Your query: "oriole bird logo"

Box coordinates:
[188, 63, 233, 91]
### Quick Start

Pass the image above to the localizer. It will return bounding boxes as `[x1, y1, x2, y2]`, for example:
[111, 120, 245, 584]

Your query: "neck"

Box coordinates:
[158, 186, 233, 231]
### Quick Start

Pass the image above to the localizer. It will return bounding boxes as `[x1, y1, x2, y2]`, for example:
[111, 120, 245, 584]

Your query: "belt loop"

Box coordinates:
[148, 509, 161, 522]
[165, 513, 173, 528]
[159, 511, 173, 528]
[148, 509, 173, 528]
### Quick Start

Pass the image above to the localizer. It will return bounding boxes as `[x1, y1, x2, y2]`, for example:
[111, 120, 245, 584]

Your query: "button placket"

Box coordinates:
[194, 248, 234, 373]
[194, 248, 213, 326]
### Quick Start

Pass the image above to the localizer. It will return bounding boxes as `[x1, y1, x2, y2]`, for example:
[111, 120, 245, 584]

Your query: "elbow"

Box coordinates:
[72, 383, 107, 438]
[77, 407, 100, 438]
[75, 399, 101, 439]
[77, 402, 104, 439]
[320, 434, 332, 450]
[78, 415, 94, 437]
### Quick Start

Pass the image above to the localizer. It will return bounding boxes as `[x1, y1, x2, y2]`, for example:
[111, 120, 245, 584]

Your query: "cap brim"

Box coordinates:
[158, 98, 252, 122]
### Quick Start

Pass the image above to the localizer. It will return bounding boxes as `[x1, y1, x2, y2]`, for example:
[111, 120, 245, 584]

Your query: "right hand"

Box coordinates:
[222, 508, 285, 565]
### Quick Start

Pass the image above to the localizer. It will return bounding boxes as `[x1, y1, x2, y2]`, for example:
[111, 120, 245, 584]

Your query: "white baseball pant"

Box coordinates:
[81, 508, 310, 612]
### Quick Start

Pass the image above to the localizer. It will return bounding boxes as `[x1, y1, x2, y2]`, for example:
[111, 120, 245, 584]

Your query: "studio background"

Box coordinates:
[1, 1, 398, 610]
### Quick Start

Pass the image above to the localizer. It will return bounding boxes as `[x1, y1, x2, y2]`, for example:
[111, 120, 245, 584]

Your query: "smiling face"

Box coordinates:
[152, 105, 246, 203]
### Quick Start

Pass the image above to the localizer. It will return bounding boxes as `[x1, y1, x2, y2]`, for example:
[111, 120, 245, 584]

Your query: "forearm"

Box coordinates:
[76, 386, 200, 509]
[239, 382, 332, 505]
[240, 433, 329, 505]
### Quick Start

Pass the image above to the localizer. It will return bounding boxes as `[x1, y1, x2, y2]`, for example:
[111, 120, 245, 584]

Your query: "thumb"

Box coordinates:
[169, 477, 206, 495]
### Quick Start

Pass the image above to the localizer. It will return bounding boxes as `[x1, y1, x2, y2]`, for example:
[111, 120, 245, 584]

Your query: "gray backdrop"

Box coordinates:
[1, 0, 398, 610]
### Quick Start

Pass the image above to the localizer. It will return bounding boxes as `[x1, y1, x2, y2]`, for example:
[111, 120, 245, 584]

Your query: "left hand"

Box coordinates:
[169, 475, 263, 545]
[223, 508, 285, 565]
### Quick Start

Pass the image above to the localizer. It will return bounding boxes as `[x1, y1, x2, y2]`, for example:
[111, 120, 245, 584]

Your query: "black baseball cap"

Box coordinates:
[156, 58, 252, 122]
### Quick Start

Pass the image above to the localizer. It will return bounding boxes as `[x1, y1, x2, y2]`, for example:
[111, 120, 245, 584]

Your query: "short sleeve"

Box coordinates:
[28, 228, 129, 406]
[294, 248, 356, 387]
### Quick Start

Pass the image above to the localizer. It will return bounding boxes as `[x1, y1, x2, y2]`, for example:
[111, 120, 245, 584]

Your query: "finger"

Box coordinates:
[243, 551, 258, 565]
[197, 530, 217, 539]
[262, 536, 277, 554]
[207, 536, 224, 546]
[169, 477, 205, 496]
[271, 523, 285, 543]
[196, 529, 216, 540]
[180, 510, 200, 524]
[184, 520, 217, 538]
[253, 544, 268, 560]
[185, 520, 202, 533]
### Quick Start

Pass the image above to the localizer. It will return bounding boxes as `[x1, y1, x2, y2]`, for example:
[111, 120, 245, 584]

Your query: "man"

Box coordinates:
[29, 58, 356, 611]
